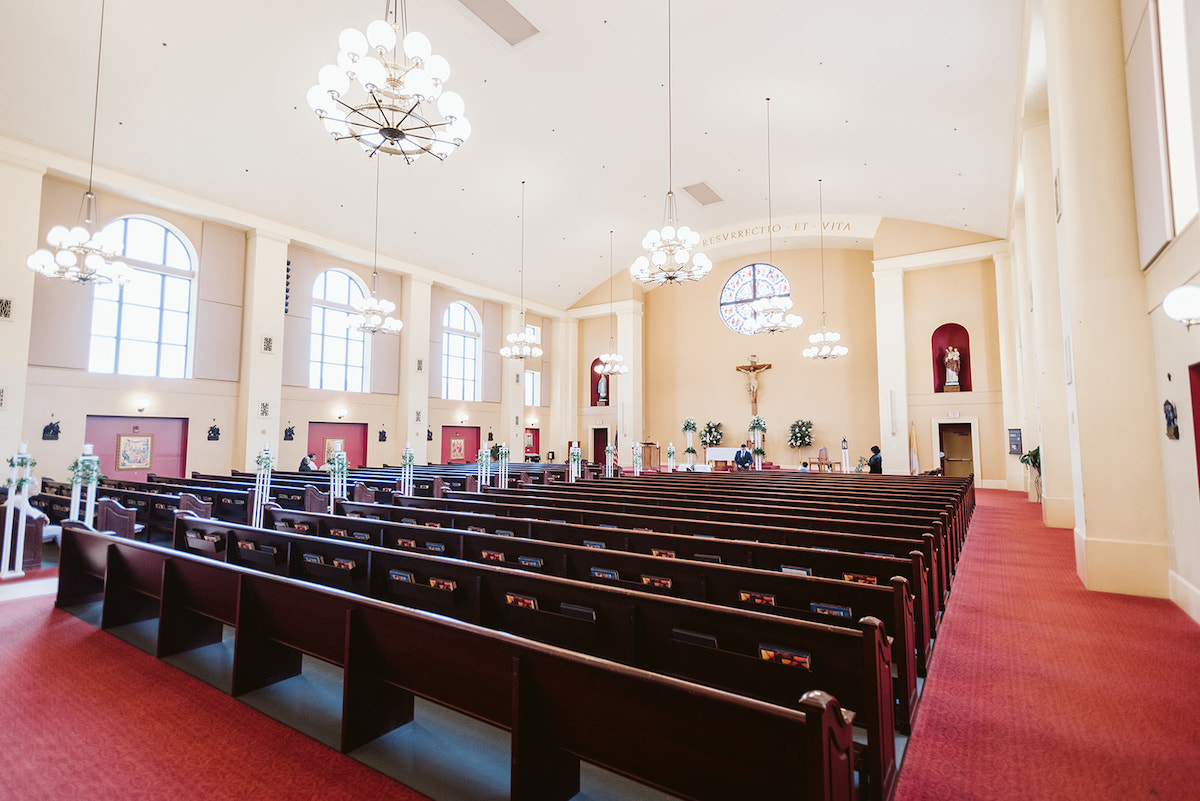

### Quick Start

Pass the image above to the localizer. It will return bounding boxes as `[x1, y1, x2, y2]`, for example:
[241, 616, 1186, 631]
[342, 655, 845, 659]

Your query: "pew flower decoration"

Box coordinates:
[254, 451, 275, 472]
[682, 417, 698, 433]
[6, 455, 38, 491]
[329, 453, 349, 480]
[787, 419, 814, 449]
[753, 447, 766, 457]
[569, 448, 583, 467]
[476, 448, 489, 471]
[684, 447, 697, 455]
[67, 457, 102, 486]
[700, 421, 723, 447]
[402, 448, 416, 468]
[748, 415, 767, 433]
[853, 456, 868, 473]
[498, 444, 510, 462]
[666, 443, 676, 460]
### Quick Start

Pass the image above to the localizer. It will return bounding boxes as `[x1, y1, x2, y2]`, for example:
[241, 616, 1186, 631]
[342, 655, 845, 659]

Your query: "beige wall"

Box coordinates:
[874, 217, 999, 260]
[641, 246, 880, 467]
[577, 315, 621, 459]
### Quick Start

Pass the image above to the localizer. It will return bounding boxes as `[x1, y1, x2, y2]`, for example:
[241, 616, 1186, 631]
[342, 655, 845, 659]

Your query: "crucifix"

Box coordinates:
[736, 355, 772, 415]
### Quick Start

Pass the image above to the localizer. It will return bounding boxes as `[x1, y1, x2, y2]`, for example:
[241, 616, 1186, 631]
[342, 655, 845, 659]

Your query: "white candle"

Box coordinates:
[83, 444, 94, 456]
[19, 442, 27, 454]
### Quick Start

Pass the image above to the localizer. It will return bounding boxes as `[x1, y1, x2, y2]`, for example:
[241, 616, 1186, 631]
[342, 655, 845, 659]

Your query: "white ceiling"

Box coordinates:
[0, 0, 1026, 310]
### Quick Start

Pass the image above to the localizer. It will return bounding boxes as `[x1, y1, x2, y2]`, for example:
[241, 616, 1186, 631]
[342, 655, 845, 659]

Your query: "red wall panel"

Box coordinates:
[307, 422, 368, 468]
[440, 426, 480, 464]
[83, 415, 189, 483]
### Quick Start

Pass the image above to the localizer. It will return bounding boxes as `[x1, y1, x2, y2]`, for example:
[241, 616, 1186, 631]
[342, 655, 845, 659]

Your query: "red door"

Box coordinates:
[440, 426, 480, 464]
[308, 422, 368, 468]
[84, 415, 189, 482]
[592, 428, 609, 464]
[524, 428, 540, 459]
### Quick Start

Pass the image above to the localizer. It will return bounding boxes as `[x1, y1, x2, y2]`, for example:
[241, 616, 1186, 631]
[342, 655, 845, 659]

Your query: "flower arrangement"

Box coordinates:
[569, 447, 583, 465]
[682, 417, 698, 433]
[853, 456, 868, 473]
[752, 447, 766, 457]
[666, 443, 676, 459]
[67, 457, 102, 487]
[254, 450, 275, 472]
[476, 448, 490, 470]
[328, 452, 348, 480]
[401, 448, 415, 468]
[684, 446, 697, 455]
[748, 415, 767, 433]
[6, 455, 38, 492]
[700, 421, 723, 447]
[787, 420, 814, 449]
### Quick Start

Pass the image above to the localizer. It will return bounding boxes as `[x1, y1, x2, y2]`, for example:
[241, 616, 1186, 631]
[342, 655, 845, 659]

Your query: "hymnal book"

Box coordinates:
[429, 578, 457, 591]
[236, 540, 257, 551]
[810, 602, 852, 619]
[693, 553, 722, 564]
[332, 558, 356, 570]
[425, 542, 446, 553]
[758, 644, 812, 669]
[598, 524, 618, 529]
[842, 572, 878, 585]
[739, 590, 777, 606]
[330, 528, 348, 538]
[671, 628, 718, 649]
[651, 549, 676, 558]
[781, 565, 813, 577]
[388, 569, 414, 583]
[258, 544, 277, 555]
[641, 575, 672, 589]
[633, 527, 653, 532]
[350, 531, 370, 541]
[425, 521, 442, 528]
[583, 540, 605, 549]
[865, 552, 892, 558]
[559, 602, 596, 622]
[518, 555, 543, 568]
[397, 538, 417, 548]
[590, 567, 619, 580]
[401, 518, 417, 525]
[197, 532, 221, 543]
[467, 526, 487, 533]
[347, 512, 361, 518]
[295, 523, 311, 532]
[505, 592, 538, 610]
[302, 553, 326, 565]
[481, 550, 505, 562]
[496, 529, 515, 537]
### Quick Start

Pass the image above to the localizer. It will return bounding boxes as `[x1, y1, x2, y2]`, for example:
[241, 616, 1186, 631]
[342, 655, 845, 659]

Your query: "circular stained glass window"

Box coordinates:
[718, 263, 791, 335]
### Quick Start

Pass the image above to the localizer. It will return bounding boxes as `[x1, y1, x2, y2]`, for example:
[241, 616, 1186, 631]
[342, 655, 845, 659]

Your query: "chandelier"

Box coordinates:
[596, 231, 630, 375]
[501, 182, 543, 360]
[630, 0, 712, 286]
[349, 161, 402, 335]
[1163, 284, 1200, 329]
[803, 180, 849, 360]
[27, 0, 131, 286]
[745, 98, 801, 336]
[307, 0, 470, 162]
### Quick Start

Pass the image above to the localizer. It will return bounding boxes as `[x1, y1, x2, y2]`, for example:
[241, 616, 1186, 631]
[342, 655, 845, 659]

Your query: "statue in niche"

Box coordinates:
[1164, 400, 1180, 440]
[596, 372, 608, 406]
[944, 347, 961, 387]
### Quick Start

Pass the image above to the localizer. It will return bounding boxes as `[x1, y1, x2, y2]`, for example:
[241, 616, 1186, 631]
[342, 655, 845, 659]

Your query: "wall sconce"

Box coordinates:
[528, 417, 539, 427]
[336, 408, 348, 420]
[1164, 285, 1200, 329]
[136, 398, 149, 413]
[459, 413, 470, 424]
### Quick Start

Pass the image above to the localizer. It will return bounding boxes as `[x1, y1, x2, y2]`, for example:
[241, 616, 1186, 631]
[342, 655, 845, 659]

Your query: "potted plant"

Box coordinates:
[787, 419, 814, 463]
[1019, 446, 1042, 501]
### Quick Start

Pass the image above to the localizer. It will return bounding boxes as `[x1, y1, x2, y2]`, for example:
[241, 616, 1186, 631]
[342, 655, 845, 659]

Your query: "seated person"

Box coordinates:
[798, 461, 810, 472]
[298, 453, 318, 472]
[733, 443, 753, 471]
[867, 445, 883, 474]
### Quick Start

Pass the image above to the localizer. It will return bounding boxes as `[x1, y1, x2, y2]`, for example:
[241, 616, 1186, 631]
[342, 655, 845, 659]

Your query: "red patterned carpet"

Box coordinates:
[0, 595, 430, 801]
[895, 489, 1200, 801]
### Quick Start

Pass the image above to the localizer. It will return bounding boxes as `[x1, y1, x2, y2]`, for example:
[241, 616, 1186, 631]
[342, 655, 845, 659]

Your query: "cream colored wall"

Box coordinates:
[902, 260, 1007, 482]
[642, 247, 880, 467]
[578, 315, 621, 459]
[873, 217, 999, 260]
[276, 385, 405, 469]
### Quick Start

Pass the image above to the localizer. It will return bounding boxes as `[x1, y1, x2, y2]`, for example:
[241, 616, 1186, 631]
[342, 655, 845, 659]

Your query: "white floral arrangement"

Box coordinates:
[68, 457, 102, 487]
[569, 448, 583, 464]
[254, 450, 275, 472]
[700, 421, 723, 447]
[788, 419, 814, 449]
[682, 417, 698, 433]
[6, 454, 38, 492]
[476, 448, 489, 469]
[329, 452, 349, 479]
[748, 415, 767, 433]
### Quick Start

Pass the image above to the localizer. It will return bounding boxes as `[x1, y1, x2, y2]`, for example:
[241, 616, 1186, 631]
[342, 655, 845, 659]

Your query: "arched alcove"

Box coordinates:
[932, 323, 972, 392]
[590, 358, 610, 406]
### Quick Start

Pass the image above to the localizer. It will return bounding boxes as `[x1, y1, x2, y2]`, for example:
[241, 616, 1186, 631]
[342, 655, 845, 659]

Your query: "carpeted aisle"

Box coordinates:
[0, 595, 430, 801]
[894, 489, 1200, 801]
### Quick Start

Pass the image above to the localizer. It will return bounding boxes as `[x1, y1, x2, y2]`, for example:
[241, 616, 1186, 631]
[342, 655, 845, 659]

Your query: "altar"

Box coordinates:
[705, 446, 742, 468]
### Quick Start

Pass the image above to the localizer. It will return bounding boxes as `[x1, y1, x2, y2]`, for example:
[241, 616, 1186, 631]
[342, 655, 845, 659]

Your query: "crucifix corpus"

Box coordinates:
[736, 355, 772, 415]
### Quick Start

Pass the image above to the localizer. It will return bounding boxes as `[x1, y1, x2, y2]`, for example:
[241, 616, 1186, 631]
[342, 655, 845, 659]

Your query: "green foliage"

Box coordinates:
[787, 420, 814, 449]
[684, 446, 697, 455]
[752, 447, 766, 457]
[700, 421, 723, 447]
[748, 415, 767, 433]
[490, 443, 502, 461]
[681, 417, 698, 432]
[1019, 446, 1041, 472]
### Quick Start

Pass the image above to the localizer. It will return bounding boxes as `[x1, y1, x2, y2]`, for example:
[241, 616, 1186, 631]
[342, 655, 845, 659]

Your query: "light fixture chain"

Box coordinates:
[609, 229, 615, 342]
[520, 180, 526, 323]
[87, 0, 108, 193]
[819, 178, 826, 318]
[766, 98, 773, 265]
[373, 157, 381, 282]
[667, 0, 673, 193]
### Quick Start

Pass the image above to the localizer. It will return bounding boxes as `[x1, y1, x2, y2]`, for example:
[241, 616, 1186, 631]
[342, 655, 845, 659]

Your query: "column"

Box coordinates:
[0, 156, 45, 456]
[499, 305, 525, 456]
[398, 275, 432, 464]
[871, 268, 908, 474]
[1044, 0, 1169, 594]
[992, 249, 1027, 492]
[1021, 115, 1076, 528]
[615, 300, 644, 453]
[549, 316, 578, 461]
[234, 230, 289, 470]
[1009, 215, 1042, 499]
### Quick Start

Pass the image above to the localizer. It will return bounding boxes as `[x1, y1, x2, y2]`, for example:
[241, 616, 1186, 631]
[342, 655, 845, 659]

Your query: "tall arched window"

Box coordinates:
[311, 269, 370, 392]
[442, 301, 481, 401]
[88, 216, 197, 378]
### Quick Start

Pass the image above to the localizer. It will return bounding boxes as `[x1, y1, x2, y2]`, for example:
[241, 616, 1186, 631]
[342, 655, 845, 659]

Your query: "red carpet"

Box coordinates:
[0, 595, 430, 801]
[895, 489, 1200, 801]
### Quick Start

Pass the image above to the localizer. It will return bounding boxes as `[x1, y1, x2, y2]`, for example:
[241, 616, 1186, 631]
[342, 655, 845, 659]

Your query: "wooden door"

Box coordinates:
[939, 422, 974, 478]
[592, 428, 609, 464]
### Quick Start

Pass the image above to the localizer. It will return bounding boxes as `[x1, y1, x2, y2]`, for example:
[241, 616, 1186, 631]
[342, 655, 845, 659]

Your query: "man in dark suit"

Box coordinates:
[734, 443, 753, 471]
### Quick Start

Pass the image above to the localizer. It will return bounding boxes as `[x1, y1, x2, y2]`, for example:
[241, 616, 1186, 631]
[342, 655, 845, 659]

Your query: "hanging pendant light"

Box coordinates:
[307, 0, 470, 162]
[26, 0, 131, 285]
[349, 160, 403, 335]
[501, 181, 543, 360]
[630, 0, 712, 286]
[596, 231, 630, 375]
[803, 180, 849, 360]
[745, 97, 802, 336]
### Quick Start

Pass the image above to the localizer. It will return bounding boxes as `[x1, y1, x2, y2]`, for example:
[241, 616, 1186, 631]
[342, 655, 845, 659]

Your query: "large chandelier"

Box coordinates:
[803, 180, 849, 360]
[502, 182, 543, 360]
[745, 98, 801, 336]
[630, 0, 712, 286]
[307, 0, 470, 162]
[27, 0, 131, 286]
[349, 161, 403, 335]
[596, 231, 630, 375]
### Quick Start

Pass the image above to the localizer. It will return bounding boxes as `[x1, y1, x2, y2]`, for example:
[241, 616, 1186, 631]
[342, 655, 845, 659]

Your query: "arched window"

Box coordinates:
[88, 216, 197, 378]
[442, 301, 481, 401]
[718, 263, 792, 335]
[311, 269, 370, 392]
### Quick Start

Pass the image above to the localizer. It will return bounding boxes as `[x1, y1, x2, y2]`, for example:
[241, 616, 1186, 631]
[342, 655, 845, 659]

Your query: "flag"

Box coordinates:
[909, 423, 920, 475]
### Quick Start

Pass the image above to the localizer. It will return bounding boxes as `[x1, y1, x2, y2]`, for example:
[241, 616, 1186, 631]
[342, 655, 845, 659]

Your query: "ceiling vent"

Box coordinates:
[456, 0, 539, 46]
[683, 182, 723, 207]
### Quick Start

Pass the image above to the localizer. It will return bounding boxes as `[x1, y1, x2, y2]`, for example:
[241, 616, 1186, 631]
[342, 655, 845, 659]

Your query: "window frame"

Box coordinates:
[717, 263, 793, 336]
[524, 369, 542, 408]
[310, 268, 372, 393]
[441, 300, 482, 402]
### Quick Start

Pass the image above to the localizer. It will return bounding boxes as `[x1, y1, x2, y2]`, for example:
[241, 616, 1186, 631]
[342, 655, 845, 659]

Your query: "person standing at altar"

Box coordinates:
[867, 445, 883, 474]
[734, 443, 753, 471]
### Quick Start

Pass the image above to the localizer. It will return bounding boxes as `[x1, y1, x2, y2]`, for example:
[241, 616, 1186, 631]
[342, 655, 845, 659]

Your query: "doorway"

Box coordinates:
[939, 422, 974, 478]
[591, 427, 609, 465]
[524, 428, 540, 461]
[1189, 362, 1200, 497]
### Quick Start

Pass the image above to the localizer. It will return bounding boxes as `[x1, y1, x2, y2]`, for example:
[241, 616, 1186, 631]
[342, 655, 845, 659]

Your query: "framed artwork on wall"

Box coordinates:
[323, 437, 345, 465]
[449, 437, 466, 461]
[117, 434, 154, 471]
